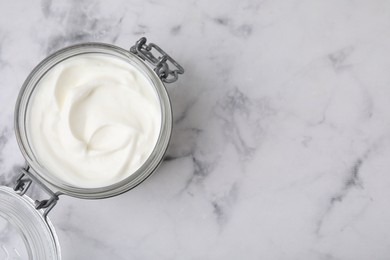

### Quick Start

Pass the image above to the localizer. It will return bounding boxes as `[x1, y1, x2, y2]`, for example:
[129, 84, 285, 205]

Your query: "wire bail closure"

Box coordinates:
[14, 166, 59, 219]
[130, 37, 184, 83]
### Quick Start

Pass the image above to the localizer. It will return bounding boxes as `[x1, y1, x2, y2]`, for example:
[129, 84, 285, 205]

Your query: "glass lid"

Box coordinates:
[0, 186, 60, 259]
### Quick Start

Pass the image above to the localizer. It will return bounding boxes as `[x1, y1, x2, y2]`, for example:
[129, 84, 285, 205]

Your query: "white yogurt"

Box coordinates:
[27, 54, 161, 188]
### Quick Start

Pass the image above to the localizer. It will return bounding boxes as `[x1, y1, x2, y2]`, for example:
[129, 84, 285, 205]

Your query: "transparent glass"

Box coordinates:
[14, 43, 172, 199]
[0, 187, 60, 259]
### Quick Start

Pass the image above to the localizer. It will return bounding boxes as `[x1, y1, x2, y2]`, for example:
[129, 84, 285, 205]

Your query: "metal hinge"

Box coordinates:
[14, 166, 59, 219]
[130, 37, 184, 84]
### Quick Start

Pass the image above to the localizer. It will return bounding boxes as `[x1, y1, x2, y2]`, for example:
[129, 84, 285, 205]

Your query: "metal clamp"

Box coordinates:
[130, 37, 184, 83]
[14, 166, 59, 219]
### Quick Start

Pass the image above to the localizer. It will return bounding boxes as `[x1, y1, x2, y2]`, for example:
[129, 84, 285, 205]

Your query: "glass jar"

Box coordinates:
[1, 37, 184, 259]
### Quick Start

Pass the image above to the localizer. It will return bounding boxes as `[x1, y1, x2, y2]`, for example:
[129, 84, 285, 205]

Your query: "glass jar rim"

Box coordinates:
[14, 43, 172, 199]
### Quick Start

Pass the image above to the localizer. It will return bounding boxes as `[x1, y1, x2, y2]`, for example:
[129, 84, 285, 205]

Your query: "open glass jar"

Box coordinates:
[1, 37, 183, 259]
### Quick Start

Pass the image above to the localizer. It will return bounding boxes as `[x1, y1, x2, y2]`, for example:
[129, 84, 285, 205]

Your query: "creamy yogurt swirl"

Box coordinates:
[27, 54, 161, 188]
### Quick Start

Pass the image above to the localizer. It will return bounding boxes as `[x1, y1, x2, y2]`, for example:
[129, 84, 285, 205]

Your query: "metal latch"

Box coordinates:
[14, 166, 59, 219]
[130, 37, 184, 83]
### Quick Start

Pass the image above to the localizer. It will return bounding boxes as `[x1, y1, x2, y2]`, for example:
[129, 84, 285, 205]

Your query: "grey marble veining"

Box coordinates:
[1, 0, 390, 259]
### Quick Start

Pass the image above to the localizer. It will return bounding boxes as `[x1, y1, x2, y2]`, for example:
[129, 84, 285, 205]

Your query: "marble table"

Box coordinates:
[1, 0, 390, 259]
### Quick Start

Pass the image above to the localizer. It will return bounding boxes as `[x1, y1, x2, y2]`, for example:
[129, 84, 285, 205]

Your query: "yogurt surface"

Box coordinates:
[27, 53, 161, 188]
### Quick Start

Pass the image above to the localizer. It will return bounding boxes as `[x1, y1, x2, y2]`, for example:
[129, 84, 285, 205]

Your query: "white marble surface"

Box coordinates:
[1, 0, 390, 259]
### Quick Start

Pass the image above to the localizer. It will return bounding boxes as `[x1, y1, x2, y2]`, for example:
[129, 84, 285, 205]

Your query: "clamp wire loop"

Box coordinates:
[130, 37, 184, 83]
[14, 166, 59, 219]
